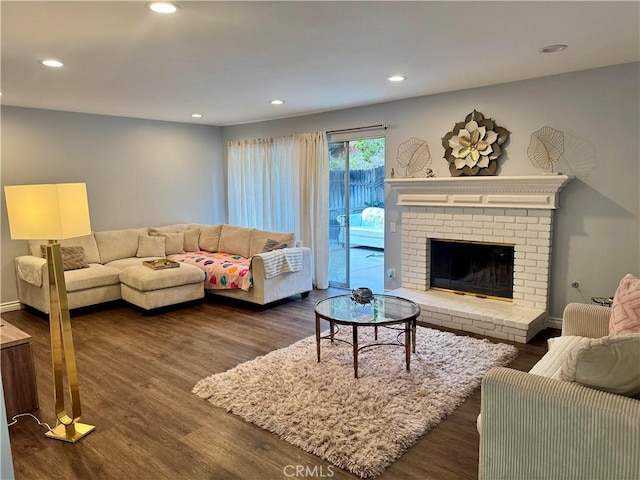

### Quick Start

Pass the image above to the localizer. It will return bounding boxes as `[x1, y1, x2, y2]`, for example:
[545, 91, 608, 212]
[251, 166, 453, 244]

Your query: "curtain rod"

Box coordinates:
[326, 124, 387, 135]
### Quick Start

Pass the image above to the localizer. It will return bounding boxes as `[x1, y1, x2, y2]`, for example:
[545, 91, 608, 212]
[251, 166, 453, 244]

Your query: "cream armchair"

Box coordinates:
[478, 303, 640, 480]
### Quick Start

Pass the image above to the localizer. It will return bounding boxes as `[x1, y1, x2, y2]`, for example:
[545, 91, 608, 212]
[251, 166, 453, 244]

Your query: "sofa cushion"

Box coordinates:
[183, 229, 200, 252]
[136, 235, 166, 258]
[64, 264, 121, 292]
[40, 245, 89, 271]
[29, 234, 101, 264]
[150, 232, 185, 255]
[529, 335, 585, 379]
[559, 333, 640, 397]
[120, 264, 205, 292]
[218, 224, 253, 258]
[609, 273, 640, 335]
[105, 257, 161, 271]
[199, 225, 222, 252]
[250, 229, 295, 257]
[95, 228, 149, 263]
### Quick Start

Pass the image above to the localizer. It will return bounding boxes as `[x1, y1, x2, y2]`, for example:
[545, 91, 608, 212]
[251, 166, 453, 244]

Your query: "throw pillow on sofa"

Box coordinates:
[150, 231, 185, 255]
[609, 273, 640, 335]
[31, 234, 101, 264]
[250, 229, 295, 256]
[199, 225, 222, 253]
[262, 238, 289, 252]
[40, 245, 89, 271]
[136, 235, 165, 257]
[559, 333, 640, 397]
[183, 229, 200, 252]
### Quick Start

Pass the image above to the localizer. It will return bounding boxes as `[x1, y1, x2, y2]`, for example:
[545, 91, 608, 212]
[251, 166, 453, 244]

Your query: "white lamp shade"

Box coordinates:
[4, 183, 92, 240]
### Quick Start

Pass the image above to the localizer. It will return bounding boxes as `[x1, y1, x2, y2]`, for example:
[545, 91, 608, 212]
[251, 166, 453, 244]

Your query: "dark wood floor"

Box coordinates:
[3, 288, 556, 480]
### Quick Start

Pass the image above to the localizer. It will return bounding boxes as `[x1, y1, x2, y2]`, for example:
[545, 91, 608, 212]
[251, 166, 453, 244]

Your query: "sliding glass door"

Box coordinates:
[328, 141, 350, 288]
[328, 136, 385, 291]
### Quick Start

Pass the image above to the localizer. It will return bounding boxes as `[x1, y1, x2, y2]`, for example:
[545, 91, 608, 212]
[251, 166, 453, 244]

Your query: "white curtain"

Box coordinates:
[227, 132, 329, 289]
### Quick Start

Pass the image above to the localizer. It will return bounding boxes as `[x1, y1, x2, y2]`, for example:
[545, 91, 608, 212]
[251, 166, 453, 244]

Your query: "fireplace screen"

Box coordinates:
[430, 239, 514, 299]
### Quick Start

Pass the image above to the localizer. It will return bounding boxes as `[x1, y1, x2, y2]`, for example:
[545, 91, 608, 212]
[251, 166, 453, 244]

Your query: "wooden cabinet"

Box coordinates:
[0, 319, 38, 419]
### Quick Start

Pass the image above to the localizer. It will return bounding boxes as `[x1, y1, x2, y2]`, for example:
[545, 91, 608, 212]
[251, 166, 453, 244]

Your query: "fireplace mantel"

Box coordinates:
[386, 174, 572, 209]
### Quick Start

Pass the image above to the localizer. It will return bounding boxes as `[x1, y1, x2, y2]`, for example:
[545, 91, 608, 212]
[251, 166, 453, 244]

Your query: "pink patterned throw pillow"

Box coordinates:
[609, 274, 640, 335]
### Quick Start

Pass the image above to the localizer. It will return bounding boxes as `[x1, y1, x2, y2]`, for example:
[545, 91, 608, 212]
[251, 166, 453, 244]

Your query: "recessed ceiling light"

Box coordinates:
[147, 2, 179, 14]
[540, 44, 568, 54]
[388, 75, 406, 82]
[270, 99, 284, 105]
[40, 59, 64, 67]
[191, 113, 203, 118]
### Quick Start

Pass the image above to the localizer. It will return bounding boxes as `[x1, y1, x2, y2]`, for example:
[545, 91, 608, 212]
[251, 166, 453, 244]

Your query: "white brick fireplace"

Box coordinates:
[386, 175, 572, 343]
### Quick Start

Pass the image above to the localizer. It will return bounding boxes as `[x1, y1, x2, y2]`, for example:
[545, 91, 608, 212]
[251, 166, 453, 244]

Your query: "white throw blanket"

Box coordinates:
[258, 249, 303, 279]
[16, 256, 45, 287]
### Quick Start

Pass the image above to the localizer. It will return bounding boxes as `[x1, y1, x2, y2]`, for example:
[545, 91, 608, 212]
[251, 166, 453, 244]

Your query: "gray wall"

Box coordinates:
[1, 107, 224, 304]
[2, 64, 638, 318]
[223, 63, 640, 319]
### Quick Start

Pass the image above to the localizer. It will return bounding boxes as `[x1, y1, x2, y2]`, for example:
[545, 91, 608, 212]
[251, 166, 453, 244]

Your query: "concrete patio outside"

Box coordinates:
[329, 243, 384, 293]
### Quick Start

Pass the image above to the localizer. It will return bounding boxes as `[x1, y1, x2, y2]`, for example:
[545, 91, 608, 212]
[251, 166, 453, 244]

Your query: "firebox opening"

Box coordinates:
[430, 239, 514, 300]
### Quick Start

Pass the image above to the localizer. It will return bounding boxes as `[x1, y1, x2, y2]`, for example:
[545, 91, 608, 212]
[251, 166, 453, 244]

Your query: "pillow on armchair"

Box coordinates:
[559, 333, 640, 397]
[609, 273, 640, 335]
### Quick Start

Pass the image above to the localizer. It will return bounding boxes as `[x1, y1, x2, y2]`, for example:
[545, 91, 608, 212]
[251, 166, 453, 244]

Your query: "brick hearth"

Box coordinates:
[386, 175, 572, 343]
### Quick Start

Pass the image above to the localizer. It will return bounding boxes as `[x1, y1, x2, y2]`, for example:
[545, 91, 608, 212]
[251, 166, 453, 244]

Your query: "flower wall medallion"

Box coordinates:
[441, 110, 510, 176]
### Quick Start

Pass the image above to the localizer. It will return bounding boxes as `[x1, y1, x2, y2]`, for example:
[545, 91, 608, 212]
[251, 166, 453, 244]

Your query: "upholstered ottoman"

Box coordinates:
[119, 263, 205, 310]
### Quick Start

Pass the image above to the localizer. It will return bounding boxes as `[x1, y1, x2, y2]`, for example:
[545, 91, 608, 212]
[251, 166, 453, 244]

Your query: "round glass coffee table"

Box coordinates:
[314, 294, 421, 378]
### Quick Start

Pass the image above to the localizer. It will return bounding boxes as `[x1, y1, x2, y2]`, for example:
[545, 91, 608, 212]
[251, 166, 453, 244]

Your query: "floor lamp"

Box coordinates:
[4, 183, 95, 442]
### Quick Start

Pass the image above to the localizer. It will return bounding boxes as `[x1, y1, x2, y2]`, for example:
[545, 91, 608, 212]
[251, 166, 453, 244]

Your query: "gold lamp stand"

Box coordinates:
[4, 182, 95, 442]
[43, 241, 95, 442]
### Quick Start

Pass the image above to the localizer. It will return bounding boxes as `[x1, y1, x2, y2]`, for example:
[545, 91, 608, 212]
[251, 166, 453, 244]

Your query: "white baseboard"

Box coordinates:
[0, 301, 22, 314]
[546, 315, 562, 330]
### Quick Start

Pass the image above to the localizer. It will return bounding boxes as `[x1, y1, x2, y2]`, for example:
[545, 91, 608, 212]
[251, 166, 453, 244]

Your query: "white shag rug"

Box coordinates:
[193, 326, 517, 478]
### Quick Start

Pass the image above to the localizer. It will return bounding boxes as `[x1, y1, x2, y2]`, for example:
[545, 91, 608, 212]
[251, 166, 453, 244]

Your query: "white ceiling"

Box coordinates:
[2, 1, 638, 126]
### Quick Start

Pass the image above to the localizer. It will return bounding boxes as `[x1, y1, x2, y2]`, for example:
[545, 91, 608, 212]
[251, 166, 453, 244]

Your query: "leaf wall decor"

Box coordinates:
[396, 137, 433, 177]
[527, 126, 565, 172]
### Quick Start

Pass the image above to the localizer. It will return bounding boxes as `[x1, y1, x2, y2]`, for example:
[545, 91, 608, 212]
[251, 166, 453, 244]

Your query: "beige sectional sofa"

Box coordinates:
[478, 303, 640, 479]
[14, 223, 313, 312]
